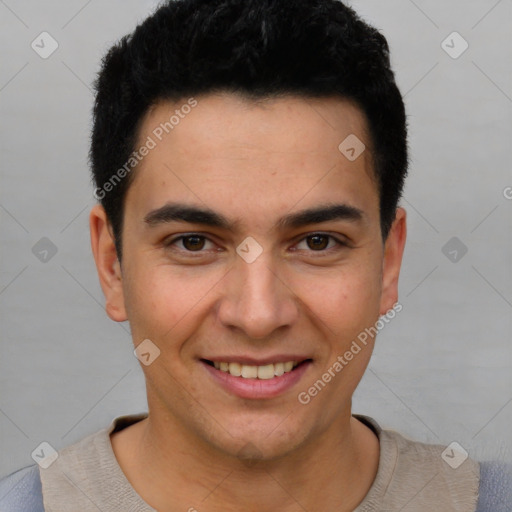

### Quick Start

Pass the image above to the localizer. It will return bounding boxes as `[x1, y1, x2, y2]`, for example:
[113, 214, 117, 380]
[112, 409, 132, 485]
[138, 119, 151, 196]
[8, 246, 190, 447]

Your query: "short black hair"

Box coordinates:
[90, 0, 408, 261]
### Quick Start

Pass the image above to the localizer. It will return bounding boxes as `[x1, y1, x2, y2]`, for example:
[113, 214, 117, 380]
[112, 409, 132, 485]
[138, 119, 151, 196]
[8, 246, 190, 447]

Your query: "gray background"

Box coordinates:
[1, 0, 511, 477]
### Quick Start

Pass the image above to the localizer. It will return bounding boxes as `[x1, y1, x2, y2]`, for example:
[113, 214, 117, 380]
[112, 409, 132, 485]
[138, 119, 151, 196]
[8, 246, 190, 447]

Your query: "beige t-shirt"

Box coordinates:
[39, 413, 480, 511]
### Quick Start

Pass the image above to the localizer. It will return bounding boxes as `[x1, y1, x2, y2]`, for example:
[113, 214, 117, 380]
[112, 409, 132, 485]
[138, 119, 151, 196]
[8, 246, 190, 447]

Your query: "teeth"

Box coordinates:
[257, 364, 275, 380]
[212, 361, 300, 379]
[274, 362, 285, 376]
[229, 362, 242, 376]
[241, 365, 258, 378]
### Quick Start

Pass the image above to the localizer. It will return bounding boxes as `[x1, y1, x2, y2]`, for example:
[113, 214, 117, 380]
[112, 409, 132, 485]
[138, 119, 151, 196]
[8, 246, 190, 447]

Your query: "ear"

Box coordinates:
[89, 204, 127, 322]
[379, 207, 407, 315]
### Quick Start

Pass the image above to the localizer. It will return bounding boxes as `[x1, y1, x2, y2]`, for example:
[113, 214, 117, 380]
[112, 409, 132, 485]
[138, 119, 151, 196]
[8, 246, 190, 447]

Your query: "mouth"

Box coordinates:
[200, 358, 313, 399]
[202, 359, 311, 379]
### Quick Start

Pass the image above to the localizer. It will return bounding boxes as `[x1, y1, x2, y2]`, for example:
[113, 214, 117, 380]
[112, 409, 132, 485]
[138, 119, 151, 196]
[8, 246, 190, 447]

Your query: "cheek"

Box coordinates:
[122, 262, 225, 343]
[291, 259, 382, 334]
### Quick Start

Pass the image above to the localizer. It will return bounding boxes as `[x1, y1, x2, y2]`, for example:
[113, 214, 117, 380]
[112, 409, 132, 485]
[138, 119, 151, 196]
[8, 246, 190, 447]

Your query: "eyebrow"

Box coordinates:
[143, 202, 364, 231]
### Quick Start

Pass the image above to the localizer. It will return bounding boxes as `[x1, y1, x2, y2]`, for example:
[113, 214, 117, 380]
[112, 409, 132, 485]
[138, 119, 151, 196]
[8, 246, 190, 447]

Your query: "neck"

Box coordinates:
[111, 408, 379, 512]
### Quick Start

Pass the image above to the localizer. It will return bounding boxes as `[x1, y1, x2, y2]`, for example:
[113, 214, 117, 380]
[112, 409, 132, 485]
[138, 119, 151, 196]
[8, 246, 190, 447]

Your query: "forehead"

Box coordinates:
[125, 93, 378, 227]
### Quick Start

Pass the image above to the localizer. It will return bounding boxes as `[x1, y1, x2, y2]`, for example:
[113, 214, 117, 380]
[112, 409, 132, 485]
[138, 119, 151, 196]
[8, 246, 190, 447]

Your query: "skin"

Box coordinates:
[90, 93, 407, 512]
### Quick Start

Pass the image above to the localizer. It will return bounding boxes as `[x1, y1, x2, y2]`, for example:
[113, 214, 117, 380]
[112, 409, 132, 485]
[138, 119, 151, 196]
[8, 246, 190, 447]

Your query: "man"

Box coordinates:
[1, 0, 510, 510]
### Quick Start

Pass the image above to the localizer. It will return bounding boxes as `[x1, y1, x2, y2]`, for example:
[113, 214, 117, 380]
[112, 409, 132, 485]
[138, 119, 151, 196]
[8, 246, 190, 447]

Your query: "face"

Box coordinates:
[90, 93, 406, 461]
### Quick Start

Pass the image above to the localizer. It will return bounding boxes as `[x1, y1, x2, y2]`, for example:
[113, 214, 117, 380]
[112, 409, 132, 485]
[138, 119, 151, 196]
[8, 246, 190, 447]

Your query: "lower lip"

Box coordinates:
[201, 360, 312, 400]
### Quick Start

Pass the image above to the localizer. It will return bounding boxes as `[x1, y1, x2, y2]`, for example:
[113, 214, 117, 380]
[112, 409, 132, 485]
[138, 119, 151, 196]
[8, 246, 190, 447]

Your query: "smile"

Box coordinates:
[209, 361, 300, 379]
[201, 358, 312, 399]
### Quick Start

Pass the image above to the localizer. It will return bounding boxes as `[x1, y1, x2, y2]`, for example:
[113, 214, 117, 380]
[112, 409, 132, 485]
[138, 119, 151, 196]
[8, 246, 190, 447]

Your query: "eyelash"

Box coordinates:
[163, 232, 347, 256]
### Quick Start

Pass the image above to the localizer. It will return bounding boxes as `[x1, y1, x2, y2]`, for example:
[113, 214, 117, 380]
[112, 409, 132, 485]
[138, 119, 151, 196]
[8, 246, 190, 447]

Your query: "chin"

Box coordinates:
[206, 415, 310, 463]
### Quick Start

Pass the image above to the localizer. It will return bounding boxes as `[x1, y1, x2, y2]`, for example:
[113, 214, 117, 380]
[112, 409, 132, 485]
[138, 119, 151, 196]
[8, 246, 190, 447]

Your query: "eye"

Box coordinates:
[163, 232, 347, 256]
[164, 234, 216, 252]
[294, 233, 345, 252]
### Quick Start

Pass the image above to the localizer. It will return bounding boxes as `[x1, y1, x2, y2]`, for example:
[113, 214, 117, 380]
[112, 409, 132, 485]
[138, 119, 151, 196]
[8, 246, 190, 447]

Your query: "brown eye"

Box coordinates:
[293, 233, 346, 254]
[181, 235, 206, 251]
[163, 233, 218, 255]
[306, 234, 329, 251]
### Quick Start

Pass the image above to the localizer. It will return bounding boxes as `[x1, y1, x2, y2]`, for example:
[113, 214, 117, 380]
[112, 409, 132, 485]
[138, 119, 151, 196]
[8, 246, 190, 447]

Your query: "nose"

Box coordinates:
[216, 249, 299, 340]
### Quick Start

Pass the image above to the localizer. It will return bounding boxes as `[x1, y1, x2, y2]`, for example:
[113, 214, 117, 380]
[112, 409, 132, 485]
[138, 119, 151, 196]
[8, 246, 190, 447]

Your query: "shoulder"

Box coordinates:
[384, 428, 512, 511]
[387, 429, 480, 488]
[376, 426, 480, 510]
[0, 464, 44, 512]
[476, 460, 512, 512]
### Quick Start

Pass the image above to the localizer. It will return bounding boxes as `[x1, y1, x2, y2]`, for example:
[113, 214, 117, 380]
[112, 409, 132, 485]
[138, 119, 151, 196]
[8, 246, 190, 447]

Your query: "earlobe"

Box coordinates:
[379, 207, 407, 316]
[89, 204, 128, 322]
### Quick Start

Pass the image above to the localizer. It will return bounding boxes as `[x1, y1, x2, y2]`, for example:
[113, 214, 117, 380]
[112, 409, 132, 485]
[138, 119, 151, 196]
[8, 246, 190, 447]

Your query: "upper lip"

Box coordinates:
[202, 355, 312, 366]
